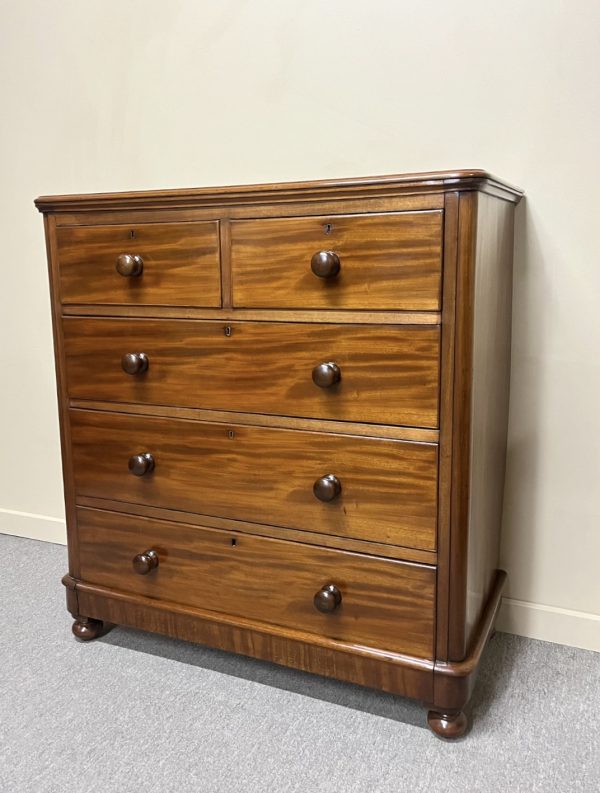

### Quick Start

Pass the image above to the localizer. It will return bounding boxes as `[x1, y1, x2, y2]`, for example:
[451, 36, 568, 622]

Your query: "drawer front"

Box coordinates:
[56, 222, 221, 306]
[230, 211, 442, 310]
[70, 410, 438, 550]
[77, 507, 436, 657]
[63, 318, 440, 428]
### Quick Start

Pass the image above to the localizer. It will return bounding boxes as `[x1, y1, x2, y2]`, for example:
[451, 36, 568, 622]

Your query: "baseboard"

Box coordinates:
[498, 597, 600, 653]
[0, 508, 67, 545]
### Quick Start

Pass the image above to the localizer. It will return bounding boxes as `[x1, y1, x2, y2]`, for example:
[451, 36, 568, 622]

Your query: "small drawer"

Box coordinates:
[231, 211, 443, 310]
[63, 318, 440, 428]
[56, 221, 221, 306]
[70, 410, 438, 550]
[77, 507, 436, 658]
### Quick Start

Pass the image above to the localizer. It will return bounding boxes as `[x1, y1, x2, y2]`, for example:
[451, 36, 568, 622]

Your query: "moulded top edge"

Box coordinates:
[34, 169, 524, 213]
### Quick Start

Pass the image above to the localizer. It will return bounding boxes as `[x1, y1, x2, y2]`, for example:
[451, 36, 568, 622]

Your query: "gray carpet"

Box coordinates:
[0, 533, 598, 792]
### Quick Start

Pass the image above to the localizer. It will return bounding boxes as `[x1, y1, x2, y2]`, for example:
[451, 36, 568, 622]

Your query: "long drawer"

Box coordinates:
[63, 318, 440, 428]
[70, 410, 438, 550]
[56, 221, 221, 306]
[230, 211, 443, 310]
[77, 507, 436, 658]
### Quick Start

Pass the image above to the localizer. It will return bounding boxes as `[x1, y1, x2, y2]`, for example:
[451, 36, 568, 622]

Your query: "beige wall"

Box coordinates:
[1, 1, 598, 650]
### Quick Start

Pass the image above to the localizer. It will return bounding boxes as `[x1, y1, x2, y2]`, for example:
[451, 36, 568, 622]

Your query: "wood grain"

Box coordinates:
[49, 193, 445, 229]
[68, 400, 440, 443]
[35, 169, 523, 214]
[44, 216, 81, 577]
[61, 305, 442, 325]
[63, 318, 441, 428]
[231, 211, 442, 310]
[435, 192, 460, 661]
[446, 192, 515, 660]
[37, 169, 523, 730]
[56, 221, 221, 306]
[75, 582, 435, 699]
[75, 496, 438, 565]
[76, 507, 436, 658]
[433, 570, 506, 711]
[464, 195, 515, 651]
[70, 409, 439, 550]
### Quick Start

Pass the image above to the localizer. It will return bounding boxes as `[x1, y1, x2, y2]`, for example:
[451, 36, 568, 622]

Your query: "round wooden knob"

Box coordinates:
[121, 352, 149, 375]
[132, 549, 159, 575]
[313, 474, 342, 502]
[312, 362, 341, 388]
[314, 584, 342, 613]
[128, 453, 155, 477]
[116, 253, 144, 277]
[311, 251, 340, 278]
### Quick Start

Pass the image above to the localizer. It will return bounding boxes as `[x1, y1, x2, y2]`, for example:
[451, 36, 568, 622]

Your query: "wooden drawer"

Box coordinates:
[63, 318, 440, 428]
[70, 410, 438, 550]
[56, 221, 221, 306]
[230, 211, 442, 310]
[77, 507, 436, 658]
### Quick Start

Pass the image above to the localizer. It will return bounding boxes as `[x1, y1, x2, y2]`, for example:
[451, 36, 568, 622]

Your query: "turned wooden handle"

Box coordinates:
[121, 352, 149, 375]
[128, 453, 155, 477]
[314, 584, 342, 613]
[311, 250, 340, 278]
[312, 362, 341, 388]
[116, 253, 144, 277]
[313, 474, 342, 502]
[132, 549, 159, 575]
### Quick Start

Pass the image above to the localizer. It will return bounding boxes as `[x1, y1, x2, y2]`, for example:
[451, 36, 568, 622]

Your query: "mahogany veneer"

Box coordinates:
[56, 221, 221, 306]
[62, 317, 440, 427]
[36, 169, 523, 739]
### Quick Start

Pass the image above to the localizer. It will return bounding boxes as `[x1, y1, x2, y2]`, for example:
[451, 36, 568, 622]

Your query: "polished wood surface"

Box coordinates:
[72, 617, 106, 641]
[310, 250, 341, 279]
[62, 305, 441, 325]
[132, 549, 159, 575]
[63, 318, 441, 427]
[312, 361, 342, 389]
[313, 474, 342, 503]
[115, 253, 144, 277]
[34, 169, 523, 213]
[231, 211, 442, 310]
[464, 195, 515, 651]
[121, 352, 149, 375]
[433, 571, 506, 713]
[67, 401, 440, 443]
[70, 409, 438, 550]
[38, 170, 522, 739]
[128, 452, 155, 477]
[49, 194, 445, 231]
[444, 193, 516, 661]
[76, 581, 435, 699]
[313, 584, 343, 613]
[77, 507, 436, 657]
[75, 496, 438, 565]
[56, 221, 221, 306]
[426, 709, 469, 740]
[44, 215, 81, 577]
[433, 191, 460, 660]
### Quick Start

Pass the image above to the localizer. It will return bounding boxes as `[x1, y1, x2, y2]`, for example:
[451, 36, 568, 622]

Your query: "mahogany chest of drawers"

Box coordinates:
[36, 170, 523, 739]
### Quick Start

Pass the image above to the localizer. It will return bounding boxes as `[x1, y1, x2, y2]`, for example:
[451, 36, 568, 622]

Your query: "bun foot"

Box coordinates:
[72, 617, 105, 641]
[427, 709, 469, 740]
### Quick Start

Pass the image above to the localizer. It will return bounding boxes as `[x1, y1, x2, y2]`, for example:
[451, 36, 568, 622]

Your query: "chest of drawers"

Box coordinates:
[36, 170, 523, 739]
